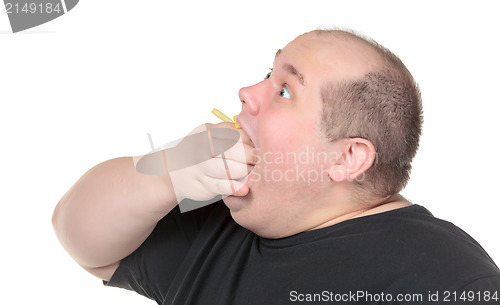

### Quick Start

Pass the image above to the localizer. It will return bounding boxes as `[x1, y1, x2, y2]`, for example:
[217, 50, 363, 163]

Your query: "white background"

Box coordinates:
[1, 1, 499, 304]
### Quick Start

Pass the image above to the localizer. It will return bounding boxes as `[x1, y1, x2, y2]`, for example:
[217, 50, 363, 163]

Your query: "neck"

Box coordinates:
[308, 193, 412, 231]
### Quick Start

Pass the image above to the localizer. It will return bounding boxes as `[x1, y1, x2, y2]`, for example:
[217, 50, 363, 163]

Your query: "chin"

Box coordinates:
[223, 192, 253, 212]
[223, 192, 275, 238]
[223, 192, 262, 231]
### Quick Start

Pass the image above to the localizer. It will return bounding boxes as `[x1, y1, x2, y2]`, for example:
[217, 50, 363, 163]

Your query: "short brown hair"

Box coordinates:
[318, 30, 423, 198]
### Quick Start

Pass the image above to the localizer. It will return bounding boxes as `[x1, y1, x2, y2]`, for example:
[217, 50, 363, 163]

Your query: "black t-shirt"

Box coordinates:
[106, 201, 500, 304]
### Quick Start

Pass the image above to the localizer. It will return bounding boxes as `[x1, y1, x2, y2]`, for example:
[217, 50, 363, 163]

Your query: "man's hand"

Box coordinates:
[135, 122, 256, 203]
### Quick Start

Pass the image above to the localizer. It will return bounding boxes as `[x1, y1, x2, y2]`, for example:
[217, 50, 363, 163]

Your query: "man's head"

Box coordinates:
[317, 30, 423, 200]
[225, 29, 422, 238]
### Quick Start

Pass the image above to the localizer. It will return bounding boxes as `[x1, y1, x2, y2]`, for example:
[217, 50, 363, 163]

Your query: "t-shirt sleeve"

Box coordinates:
[104, 200, 221, 303]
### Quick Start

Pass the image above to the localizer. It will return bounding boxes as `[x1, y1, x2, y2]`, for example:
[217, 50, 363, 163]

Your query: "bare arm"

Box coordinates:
[52, 157, 176, 281]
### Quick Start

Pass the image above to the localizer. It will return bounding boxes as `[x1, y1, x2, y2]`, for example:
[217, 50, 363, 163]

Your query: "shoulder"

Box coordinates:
[387, 205, 490, 257]
[380, 205, 500, 287]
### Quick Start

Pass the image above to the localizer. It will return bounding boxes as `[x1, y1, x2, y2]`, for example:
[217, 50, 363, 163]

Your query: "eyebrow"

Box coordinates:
[274, 49, 305, 86]
[283, 63, 305, 86]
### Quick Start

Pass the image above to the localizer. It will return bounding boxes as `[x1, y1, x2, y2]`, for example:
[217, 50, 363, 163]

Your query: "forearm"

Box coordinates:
[52, 156, 177, 269]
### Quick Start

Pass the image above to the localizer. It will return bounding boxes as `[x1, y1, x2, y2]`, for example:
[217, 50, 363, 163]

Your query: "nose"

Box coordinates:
[238, 84, 260, 116]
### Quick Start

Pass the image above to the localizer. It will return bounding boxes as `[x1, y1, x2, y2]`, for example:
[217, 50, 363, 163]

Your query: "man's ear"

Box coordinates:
[328, 138, 376, 182]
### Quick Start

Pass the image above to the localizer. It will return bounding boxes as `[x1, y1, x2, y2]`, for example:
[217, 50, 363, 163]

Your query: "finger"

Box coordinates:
[208, 122, 235, 129]
[213, 142, 257, 165]
[211, 178, 249, 197]
[203, 158, 254, 180]
[208, 123, 253, 145]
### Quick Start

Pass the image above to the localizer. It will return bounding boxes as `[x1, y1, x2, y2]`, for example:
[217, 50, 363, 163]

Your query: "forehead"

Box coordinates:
[276, 33, 378, 84]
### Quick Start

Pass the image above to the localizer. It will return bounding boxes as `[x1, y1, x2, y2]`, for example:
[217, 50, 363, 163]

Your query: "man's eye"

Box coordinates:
[264, 69, 273, 80]
[280, 86, 291, 99]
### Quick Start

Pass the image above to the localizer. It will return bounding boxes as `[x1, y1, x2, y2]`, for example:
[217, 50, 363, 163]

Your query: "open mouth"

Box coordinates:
[235, 117, 255, 146]
[234, 116, 257, 182]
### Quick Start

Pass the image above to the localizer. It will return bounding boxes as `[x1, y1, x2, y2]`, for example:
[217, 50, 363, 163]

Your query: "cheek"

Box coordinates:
[258, 117, 300, 152]
[255, 119, 308, 180]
